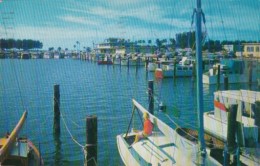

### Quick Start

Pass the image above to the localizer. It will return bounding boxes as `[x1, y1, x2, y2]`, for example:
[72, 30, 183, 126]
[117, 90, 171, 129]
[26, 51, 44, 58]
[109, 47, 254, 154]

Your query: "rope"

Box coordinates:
[164, 114, 221, 149]
[59, 108, 85, 148]
[125, 106, 136, 137]
[83, 146, 98, 166]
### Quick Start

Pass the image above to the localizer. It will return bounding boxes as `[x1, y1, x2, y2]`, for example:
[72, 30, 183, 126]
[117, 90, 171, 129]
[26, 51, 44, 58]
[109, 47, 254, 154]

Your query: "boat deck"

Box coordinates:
[119, 131, 197, 165]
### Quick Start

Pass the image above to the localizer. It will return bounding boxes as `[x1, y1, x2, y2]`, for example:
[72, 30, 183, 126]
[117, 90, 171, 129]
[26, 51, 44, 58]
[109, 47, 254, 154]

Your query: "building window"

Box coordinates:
[256, 46, 260, 52]
[247, 46, 254, 52]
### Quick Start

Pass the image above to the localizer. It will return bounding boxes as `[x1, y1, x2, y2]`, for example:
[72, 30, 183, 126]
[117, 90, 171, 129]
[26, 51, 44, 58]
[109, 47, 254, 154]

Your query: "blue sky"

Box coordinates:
[0, 0, 259, 50]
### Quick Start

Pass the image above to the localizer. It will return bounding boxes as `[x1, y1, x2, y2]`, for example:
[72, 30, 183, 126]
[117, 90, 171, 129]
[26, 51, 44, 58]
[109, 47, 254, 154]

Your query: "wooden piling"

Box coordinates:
[127, 57, 130, 68]
[223, 144, 230, 166]
[227, 104, 238, 153]
[224, 75, 229, 90]
[248, 61, 252, 85]
[85, 115, 97, 166]
[217, 65, 220, 90]
[148, 80, 154, 115]
[173, 60, 177, 78]
[255, 101, 260, 143]
[53, 84, 60, 134]
[145, 57, 149, 71]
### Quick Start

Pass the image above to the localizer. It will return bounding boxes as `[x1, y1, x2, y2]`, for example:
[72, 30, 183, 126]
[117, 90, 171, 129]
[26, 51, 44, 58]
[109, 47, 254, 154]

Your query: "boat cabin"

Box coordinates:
[206, 90, 260, 147]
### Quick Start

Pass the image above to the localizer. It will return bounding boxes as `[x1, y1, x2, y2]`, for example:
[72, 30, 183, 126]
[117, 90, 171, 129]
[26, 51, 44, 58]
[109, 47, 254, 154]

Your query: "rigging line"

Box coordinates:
[59, 108, 84, 148]
[230, 1, 241, 41]
[216, 0, 227, 41]
[125, 106, 136, 137]
[156, 79, 163, 112]
[9, 55, 29, 138]
[147, 0, 154, 42]
[165, 113, 219, 149]
[166, 110, 198, 129]
[0, 61, 10, 131]
[168, 0, 178, 40]
[10, 60, 26, 111]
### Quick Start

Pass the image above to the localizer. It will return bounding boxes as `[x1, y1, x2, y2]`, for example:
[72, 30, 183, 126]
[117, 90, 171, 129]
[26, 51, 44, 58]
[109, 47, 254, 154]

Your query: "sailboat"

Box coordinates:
[116, 99, 226, 165]
[0, 111, 43, 165]
[116, 1, 227, 165]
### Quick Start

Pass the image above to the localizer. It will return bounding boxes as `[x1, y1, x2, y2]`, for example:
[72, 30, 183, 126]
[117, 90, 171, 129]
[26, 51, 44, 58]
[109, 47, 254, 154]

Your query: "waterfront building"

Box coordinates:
[243, 43, 260, 58]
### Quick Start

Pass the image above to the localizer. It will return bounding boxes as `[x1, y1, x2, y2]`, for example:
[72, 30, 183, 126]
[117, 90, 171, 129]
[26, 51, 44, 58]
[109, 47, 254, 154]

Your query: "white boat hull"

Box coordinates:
[147, 63, 157, 71]
[203, 73, 257, 84]
[121, 59, 145, 66]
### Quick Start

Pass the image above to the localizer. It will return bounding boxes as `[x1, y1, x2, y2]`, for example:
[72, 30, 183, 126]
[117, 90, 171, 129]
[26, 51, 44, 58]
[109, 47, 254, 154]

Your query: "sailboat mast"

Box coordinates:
[195, 0, 206, 152]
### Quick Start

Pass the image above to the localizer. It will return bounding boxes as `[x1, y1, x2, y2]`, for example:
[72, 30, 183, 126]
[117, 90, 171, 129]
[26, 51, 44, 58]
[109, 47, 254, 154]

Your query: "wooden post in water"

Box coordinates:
[173, 60, 177, 78]
[145, 57, 149, 71]
[226, 104, 238, 164]
[255, 101, 260, 143]
[85, 115, 97, 166]
[148, 80, 154, 115]
[53, 84, 60, 134]
[223, 144, 230, 166]
[127, 57, 130, 68]
[224, 75, 229, 90]
[248, 61, 252, 84]
[217, 65, 220, 90]
[192, 61, 196, 79]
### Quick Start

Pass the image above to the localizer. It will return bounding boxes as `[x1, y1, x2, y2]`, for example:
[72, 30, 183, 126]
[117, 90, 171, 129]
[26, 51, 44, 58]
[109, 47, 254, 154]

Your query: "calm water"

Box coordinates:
[0, 59, 259, 165]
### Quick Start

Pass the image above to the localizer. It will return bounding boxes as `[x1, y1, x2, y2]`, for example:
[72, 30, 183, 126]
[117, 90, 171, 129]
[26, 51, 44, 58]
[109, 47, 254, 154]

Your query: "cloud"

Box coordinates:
[59, 15, 99, 26]
[1, 0, 259, 49]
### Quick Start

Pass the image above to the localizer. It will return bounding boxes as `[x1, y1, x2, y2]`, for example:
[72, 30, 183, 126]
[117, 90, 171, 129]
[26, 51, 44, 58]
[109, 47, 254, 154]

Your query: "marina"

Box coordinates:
[0, 58, 259, 165]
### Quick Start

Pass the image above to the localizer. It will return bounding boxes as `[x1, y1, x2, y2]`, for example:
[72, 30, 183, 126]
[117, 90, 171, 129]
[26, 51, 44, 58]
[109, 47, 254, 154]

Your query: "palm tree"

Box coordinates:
[57, 47, 61, 52]
[76, 41, 80, 51]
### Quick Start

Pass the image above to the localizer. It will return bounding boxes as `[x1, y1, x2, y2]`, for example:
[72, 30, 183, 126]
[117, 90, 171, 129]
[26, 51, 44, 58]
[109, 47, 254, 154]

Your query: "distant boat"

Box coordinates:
[43, 52, 52, 59]
[154, 57, 194, 78]
[21, 52, 30, 59]
[31, 52, 41, 59]
[121, 56, 145, 66]
[203, 59, 258, 84]
[147, 62, 158, 72]
[97, 55, 113, 65]
[0, 111, 43, 165]
[112, 54, 122, 65]
[0, 51, 6, 59]
[53, 52, 63, 59]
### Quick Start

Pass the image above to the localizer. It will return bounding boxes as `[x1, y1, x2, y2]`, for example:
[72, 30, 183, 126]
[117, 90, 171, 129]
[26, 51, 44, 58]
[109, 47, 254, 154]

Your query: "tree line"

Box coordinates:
[175, 31, 260, 52]
[0, 39, 43, 50]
